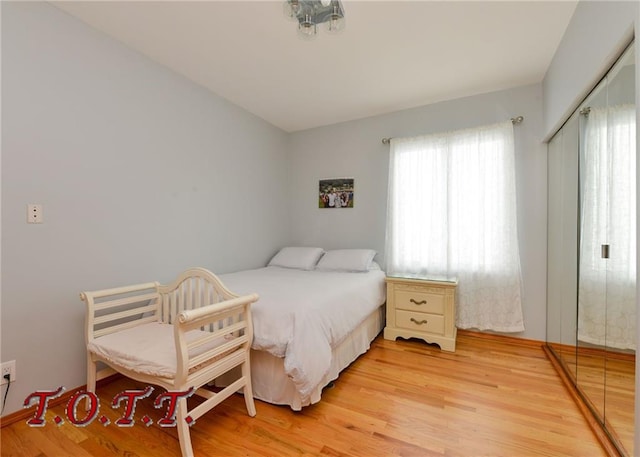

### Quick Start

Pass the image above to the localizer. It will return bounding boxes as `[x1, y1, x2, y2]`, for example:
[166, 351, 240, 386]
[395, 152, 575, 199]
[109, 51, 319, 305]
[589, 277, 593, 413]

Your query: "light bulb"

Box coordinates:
[283, 0, 300, 21]
[298, 14, 317, 39]
[326, 5, 345, 33]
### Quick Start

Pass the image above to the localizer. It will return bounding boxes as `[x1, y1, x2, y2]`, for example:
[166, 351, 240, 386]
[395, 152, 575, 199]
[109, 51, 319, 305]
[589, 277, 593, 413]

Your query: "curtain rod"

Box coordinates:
[381, 115, 525, 145]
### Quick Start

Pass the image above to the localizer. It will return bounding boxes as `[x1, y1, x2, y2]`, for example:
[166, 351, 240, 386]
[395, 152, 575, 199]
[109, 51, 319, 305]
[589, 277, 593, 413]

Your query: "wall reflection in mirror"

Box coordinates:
[547, 41, 635, 456]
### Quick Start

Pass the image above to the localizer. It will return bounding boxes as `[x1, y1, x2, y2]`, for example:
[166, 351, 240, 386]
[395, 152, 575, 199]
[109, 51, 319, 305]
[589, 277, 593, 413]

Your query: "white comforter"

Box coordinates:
[219, 266, 386, 400]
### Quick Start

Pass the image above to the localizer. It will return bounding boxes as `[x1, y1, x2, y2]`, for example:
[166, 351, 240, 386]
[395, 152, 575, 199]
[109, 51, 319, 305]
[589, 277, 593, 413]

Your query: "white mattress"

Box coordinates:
[218, 266, 386, 402]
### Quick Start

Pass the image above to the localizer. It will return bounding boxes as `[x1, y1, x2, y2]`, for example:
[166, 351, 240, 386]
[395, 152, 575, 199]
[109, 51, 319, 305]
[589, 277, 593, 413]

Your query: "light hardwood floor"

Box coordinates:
[1, 332, 607, 457]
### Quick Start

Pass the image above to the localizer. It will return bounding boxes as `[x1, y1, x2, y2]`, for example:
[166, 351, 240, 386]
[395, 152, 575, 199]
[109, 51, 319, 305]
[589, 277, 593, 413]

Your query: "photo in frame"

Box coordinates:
[319, 178, 354, 208]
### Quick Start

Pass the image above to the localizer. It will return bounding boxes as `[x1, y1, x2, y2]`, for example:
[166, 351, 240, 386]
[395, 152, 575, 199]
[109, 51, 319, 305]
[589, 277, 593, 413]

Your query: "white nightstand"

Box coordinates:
[383, 276, 458, 352]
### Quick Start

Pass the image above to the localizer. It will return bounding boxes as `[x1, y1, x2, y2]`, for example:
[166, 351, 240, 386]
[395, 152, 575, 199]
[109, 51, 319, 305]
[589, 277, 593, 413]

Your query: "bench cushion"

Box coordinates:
[88, 322, 233, 378]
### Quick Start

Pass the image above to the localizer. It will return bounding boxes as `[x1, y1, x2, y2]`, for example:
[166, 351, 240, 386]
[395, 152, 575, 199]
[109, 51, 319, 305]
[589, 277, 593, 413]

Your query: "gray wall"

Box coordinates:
[542, 0, 638, 139]
[288, 84, 548, 342]
[1, 2, 290, 415]
[637, 8, 639, 452]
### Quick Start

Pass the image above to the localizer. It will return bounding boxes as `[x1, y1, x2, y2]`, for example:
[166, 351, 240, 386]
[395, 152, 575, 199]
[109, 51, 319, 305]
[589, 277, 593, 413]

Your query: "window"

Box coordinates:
[385, 121, 524, 332]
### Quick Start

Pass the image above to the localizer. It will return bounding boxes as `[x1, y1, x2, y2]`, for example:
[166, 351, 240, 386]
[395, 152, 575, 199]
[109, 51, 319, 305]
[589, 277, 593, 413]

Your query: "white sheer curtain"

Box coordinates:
[385, 121, 524, 332]
[578, 104, 636, 350]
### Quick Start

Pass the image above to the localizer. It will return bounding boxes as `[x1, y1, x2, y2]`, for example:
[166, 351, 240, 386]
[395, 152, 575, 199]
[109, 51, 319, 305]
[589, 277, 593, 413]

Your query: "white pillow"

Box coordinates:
[315, 249, 377, 272]
[267, 247, 325, 271]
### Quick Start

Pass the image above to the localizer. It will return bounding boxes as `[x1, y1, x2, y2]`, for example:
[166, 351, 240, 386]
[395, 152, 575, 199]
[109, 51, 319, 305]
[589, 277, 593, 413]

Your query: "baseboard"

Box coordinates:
[543, 344, 624, 457]
[457, 328, 543, 349]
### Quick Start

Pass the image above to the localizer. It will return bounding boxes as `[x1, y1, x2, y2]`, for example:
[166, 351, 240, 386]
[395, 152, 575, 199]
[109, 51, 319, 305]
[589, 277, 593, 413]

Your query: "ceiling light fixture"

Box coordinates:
[283, 0, 345, 39]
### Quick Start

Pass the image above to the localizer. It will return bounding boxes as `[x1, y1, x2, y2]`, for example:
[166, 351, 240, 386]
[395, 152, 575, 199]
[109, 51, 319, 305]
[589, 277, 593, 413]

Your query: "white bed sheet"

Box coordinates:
[218, 266, 386, 400]
[247, 305, 385, 410]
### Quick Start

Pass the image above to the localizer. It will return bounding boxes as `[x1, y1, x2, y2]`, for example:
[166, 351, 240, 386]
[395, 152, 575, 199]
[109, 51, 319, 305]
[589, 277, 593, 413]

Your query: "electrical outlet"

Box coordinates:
[27, 204, 43, 224]
[1, 360, 16, 385]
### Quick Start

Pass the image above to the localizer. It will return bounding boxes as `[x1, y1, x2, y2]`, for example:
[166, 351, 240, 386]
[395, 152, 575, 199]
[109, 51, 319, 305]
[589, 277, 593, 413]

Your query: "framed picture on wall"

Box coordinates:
[319, 177, 354, 208]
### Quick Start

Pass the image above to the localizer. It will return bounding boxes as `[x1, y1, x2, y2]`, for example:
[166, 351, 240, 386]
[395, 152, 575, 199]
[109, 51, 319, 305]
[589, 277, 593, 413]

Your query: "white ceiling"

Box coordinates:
[52, 1, 578, 133]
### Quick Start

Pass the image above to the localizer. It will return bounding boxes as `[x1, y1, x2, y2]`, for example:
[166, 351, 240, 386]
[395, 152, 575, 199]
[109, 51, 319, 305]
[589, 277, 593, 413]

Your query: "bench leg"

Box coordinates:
[176, 398, 194, 457]
[85, 354, 97, 412]
[242, 354, 256, 417]
[86, 354, 97, 393]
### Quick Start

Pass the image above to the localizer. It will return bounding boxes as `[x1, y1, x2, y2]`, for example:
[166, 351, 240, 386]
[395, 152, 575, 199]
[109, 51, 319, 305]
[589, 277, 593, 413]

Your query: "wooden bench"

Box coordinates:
[80, 267, 258, 457]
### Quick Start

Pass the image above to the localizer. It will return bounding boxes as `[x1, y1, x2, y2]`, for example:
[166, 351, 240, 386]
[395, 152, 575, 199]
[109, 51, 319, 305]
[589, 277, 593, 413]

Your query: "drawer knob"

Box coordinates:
[410, 298, 427, 305]
[410, 317, 428, 325]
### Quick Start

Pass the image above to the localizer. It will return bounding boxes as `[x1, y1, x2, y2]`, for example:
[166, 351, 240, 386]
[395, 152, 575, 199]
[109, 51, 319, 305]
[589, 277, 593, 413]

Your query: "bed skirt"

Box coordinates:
[215, 304, 385, 410]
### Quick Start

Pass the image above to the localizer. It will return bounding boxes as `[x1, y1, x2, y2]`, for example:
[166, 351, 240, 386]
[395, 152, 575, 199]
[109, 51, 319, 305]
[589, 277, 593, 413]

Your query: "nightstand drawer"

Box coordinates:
[395, 310, 445, 335]
[394, 289, 445, 314]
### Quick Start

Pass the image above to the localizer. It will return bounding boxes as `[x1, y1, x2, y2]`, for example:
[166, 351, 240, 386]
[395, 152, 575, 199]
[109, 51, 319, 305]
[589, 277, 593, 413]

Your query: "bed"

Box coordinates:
[214, 247, 387, 410]
[81, 246, 386, 436]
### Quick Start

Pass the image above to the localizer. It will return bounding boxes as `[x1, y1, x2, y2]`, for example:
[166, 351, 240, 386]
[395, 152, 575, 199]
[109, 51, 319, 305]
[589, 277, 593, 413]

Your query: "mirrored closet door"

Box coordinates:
[546, 41, 636, 457]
